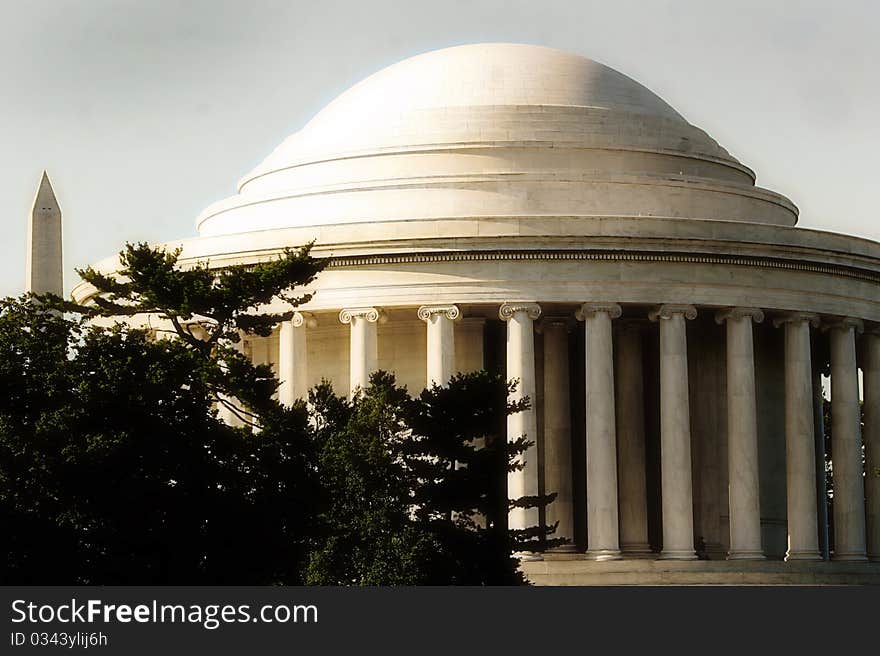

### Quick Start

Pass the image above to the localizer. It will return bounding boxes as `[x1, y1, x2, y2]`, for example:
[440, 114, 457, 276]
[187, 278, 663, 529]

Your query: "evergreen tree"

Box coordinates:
[4, 242, 552, 585]
[307, 371, 554, 585]
[46, 241, 325, 426]
[1, 242, 325, 583]
[305, 374, 441, 585]
[406, 371, 558, 584]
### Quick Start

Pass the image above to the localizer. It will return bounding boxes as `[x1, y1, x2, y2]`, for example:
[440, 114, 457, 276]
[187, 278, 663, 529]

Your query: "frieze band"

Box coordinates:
[321, 249, 880, 285]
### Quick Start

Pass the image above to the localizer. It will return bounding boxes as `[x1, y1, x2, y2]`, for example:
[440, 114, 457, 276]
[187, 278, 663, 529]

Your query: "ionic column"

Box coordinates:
[418, 305, 461, 387]
[863, 328, 880, 562]
[576, 302, 622, 561]
[339, 307, 385, 395]
[716, 307, 765, 560]
[650, 304, 698, 560]
[773, 312, 821, 561]
[614, 320, 651, 556]
[278, 312, 316, 406]
[828, 317, 867, 561]
[540, 318, 576, 552]
[499, 302, 542, 543]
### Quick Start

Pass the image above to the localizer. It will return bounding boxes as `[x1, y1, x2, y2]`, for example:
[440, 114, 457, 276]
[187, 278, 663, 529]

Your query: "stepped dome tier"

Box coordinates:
[196, 43, 797, 237]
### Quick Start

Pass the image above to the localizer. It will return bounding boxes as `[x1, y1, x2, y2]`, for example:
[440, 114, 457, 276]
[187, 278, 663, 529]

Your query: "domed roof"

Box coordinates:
[242, 43, 688, 184]
[197, 43, 796, 236]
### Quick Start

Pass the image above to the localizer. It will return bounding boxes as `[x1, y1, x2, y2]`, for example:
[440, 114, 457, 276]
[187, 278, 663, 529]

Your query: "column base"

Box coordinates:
[727, 550, 766, 561]
[547, 543, 579, 554]
[584, 549, 622, 561]
[832, 552, 868, 562]
[785, 550, 822, 562]
[515, 552, 544, 562]
[870, 554, 880, 563]
[660, 549, 698, 561]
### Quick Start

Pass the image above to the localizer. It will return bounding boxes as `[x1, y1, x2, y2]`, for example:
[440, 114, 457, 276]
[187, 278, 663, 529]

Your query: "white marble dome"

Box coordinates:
[196, 43, 797, 237]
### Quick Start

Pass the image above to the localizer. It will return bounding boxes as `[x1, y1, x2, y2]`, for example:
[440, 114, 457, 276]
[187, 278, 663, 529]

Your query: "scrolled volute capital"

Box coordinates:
[499, 302, 542, 322]
[648, 304, 697, 322]
[824, 316, 865, 334]
[417, 304, 461, 322]
[714, 307, 765, 325]
[339, 307, 386, 325]
[575, 302, 622, 322]
[292, 311, 318, 329]
[771, 312, 819, 329]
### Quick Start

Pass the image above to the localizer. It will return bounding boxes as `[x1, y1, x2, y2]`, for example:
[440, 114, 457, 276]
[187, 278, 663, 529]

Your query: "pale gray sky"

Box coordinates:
[1, 0, 877, 297]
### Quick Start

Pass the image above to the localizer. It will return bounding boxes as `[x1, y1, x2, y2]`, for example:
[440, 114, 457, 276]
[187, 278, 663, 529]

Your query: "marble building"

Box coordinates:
[65, 43, 880, 584]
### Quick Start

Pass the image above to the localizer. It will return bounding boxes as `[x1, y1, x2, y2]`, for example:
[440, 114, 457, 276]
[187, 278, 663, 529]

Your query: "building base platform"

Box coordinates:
[520, 555, 880, 585]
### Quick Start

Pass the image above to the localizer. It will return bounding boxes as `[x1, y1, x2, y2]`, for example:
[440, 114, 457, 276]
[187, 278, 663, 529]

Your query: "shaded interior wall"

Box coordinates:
[483, 319, 510, 530]
[687, 317, 727, 559]
[535, 331, 545, 532]
[258, 314, 487, 399]
[570, 325, 587, 549]
[455, 318, 487, 376]
[812, 336, 832, 559]
[641, 322, 662, 553]
[754, 321, 788, 559]
[303, 322, 350, 395]
[378, 319, 427, 394]
[380, 316, 486, 393]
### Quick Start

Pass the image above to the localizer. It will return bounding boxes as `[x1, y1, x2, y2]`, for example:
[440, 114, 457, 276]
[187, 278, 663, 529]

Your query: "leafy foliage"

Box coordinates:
[307, 371, 555, 585]
[305, 374, 442, 585]
[3, 241, 551, 585]
[0, 299, 319, 584]
[42, 242, 326, 428]
[63, 242, 325, 351]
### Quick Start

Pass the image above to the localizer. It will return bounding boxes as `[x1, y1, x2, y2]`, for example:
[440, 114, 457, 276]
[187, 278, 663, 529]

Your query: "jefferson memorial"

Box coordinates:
[66, 43, 880, 584]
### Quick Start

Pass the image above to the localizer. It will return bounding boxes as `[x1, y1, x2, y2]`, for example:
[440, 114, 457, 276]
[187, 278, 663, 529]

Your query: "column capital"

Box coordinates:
[292, 311, 318, 328]
[863, 322, 880, 336]
[771, 311, 819, 329]
[715, 307, 764, 325]
[499, 302, 541, 321]
[575, 302, 622, 321]
[824, 316, 865, 334]
[417, 304, 461, 322]
[648, 304, 697, 322]
[339, 307, 387, 325]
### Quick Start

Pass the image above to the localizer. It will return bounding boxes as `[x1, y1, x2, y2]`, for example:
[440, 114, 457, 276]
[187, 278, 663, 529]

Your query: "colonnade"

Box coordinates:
[271, 302, 880, 563]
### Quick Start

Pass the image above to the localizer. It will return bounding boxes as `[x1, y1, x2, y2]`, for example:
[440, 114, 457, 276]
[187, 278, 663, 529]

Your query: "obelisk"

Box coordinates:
[26, 171, 63, 296]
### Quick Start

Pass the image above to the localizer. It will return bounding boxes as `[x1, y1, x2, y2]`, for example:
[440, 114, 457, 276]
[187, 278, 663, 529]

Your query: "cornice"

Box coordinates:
[324, 249, 880, 285]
